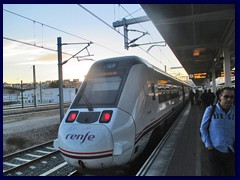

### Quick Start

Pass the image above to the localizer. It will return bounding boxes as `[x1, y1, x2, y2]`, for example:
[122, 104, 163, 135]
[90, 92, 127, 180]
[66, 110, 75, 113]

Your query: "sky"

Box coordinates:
[3, 4, 188, 84]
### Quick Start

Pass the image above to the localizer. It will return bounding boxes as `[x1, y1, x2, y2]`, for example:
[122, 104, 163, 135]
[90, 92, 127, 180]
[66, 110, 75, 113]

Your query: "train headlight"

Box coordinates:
[99, 111, 113, 123]
[66, 111, 78, 123]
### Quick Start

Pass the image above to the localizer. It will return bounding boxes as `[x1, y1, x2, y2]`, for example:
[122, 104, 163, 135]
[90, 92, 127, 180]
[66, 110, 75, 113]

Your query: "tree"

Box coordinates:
[49, 81, 59, 88]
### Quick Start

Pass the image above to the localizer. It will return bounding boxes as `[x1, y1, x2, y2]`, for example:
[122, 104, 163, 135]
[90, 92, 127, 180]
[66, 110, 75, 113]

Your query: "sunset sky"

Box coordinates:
[3, 4, 187, 84]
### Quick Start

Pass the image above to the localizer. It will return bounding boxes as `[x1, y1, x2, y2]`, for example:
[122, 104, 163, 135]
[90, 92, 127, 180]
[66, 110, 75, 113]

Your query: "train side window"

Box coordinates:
[170, 86, 177, 99]
[158, 86, 164, 103]
[158, 92, 161, 103]
[151, 83, 156, 101]
[143, 82, 156, 100]
[143, 83, 149, 96]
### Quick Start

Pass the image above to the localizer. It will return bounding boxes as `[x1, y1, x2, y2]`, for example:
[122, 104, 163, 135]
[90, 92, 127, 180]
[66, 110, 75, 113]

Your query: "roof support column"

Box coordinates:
[211, 66, 217, 93]
[223, 47, 232, 87]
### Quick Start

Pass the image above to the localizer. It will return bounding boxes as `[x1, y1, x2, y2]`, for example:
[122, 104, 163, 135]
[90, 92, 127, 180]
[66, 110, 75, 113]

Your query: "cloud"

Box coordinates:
[4, 39, 61, 65]
[3, 39, 43, 57]
[15, 61, 56, 65]
[13, 52, 73, 65]
[33, 53, 57, 62]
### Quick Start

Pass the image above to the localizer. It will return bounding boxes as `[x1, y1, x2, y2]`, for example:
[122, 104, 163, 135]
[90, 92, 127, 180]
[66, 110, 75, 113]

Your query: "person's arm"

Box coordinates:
[200, 106, 213, 149]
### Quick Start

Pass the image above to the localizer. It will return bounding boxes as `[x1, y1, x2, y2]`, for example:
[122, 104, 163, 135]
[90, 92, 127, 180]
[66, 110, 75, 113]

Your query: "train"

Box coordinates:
[54, 56, 191, 170]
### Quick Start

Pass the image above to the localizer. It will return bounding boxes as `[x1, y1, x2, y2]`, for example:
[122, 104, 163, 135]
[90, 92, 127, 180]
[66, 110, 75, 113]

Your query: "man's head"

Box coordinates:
[219, 87, 235, 110]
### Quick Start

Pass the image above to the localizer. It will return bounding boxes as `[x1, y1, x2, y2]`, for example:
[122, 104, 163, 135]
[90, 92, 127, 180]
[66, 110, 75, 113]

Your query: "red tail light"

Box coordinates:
[66, 111, 78, 123]
[99, 111, 113, 123]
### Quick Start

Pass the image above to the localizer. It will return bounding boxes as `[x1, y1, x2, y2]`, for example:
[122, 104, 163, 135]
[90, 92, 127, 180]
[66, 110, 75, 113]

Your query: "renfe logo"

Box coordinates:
[65, 132, 95, 144]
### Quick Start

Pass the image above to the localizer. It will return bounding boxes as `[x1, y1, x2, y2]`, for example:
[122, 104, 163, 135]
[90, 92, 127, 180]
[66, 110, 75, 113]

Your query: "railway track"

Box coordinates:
[3, 103, 70, 116]
[3, 103, 70, 124]
[3, 139, 127, 176]
[3, 141, 74, 176]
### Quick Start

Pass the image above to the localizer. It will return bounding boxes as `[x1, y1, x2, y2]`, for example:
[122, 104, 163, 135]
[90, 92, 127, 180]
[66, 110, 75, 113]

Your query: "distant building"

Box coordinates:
[3, 79, 82, 105]
[20, 88, 75, 104]
[3, 86, 21, 105]
[4, 79, 82, 89]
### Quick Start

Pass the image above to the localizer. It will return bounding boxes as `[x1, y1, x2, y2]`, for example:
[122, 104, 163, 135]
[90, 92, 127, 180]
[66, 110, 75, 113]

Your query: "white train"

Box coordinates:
[54, 56, 190, 170]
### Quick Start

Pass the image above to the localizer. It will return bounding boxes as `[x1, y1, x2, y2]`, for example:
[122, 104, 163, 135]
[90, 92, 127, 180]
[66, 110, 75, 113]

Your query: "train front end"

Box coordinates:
[55, 110, 114, 169]
[54, 57, 142, 169]
[54, 107, 135, 169]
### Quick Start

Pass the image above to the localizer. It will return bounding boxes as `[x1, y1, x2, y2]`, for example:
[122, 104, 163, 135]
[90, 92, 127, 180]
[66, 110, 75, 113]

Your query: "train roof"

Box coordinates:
[94, 56, 145, 66]
[95, 56, 191, 87]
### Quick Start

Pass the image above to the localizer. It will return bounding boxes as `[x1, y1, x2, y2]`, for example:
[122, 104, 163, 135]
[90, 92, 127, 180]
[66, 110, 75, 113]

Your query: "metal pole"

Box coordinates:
[123, 19, 128, 50]
[40, 81, 42, 103]
[21, 80, 24, 108]
[58, 37, 64, 122]
[211, 66, 217, 94]
[33, 65, 37, 107]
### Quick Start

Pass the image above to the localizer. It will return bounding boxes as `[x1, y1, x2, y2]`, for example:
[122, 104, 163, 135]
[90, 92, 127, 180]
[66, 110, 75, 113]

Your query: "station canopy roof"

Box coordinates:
[141, 4, 235, 86]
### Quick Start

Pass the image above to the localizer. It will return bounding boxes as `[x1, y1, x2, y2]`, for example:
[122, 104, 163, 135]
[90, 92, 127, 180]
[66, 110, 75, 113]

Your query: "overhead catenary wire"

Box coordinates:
[4, 5, 182, 74]
[3, 8, 124, 57]
[123, 7, 143, 19]
[77, 4, 125, 37]
[4, 6, 165, 69]
[3, 36, 72, 57]
[119, 4, 182, 74]
[121, 5, 181, 73]
[3, 8, 89, 42]
[77, 4, 166, 69]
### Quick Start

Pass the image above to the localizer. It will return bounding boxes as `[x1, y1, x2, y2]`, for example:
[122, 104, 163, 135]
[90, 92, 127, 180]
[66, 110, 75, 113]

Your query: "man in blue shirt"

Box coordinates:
[200, 87, 235, 176]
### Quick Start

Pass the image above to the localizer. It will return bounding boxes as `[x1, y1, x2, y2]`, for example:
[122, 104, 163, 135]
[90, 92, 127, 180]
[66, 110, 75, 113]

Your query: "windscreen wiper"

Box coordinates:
[80, 93, 93, 111]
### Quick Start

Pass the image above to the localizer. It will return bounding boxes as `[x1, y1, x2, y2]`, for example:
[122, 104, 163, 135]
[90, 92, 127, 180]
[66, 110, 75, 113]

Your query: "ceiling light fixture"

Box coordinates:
[193, 49, 200, 56]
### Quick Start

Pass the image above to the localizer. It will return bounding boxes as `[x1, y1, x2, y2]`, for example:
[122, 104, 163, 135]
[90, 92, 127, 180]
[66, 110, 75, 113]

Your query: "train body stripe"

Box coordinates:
[60, 151, 113, 159]
[59, 147, 113, 158]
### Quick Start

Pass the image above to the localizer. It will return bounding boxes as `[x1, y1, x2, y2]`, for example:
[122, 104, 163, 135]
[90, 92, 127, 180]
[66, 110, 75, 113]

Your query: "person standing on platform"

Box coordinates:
[200, 89, 208, 108]
[200, 87, 235, 176]
[207, 89, 215, 106]
[214, 88, 221, 104]
[190, 89, 195, 105]
[195, 89, 200, 105]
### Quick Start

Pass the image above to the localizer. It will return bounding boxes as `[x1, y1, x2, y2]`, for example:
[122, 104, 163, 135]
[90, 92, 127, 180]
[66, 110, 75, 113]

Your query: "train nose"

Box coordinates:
[57, 124, 113, 169]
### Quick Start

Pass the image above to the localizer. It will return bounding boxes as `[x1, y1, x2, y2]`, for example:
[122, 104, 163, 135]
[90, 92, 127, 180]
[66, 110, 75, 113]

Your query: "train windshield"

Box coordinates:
[74, 75, 123, 107]
[71, 57, 144, 108]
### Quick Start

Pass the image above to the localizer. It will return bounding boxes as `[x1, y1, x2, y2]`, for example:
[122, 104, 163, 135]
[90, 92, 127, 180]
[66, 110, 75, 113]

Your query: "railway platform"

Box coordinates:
[140, 103, 215, 176]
